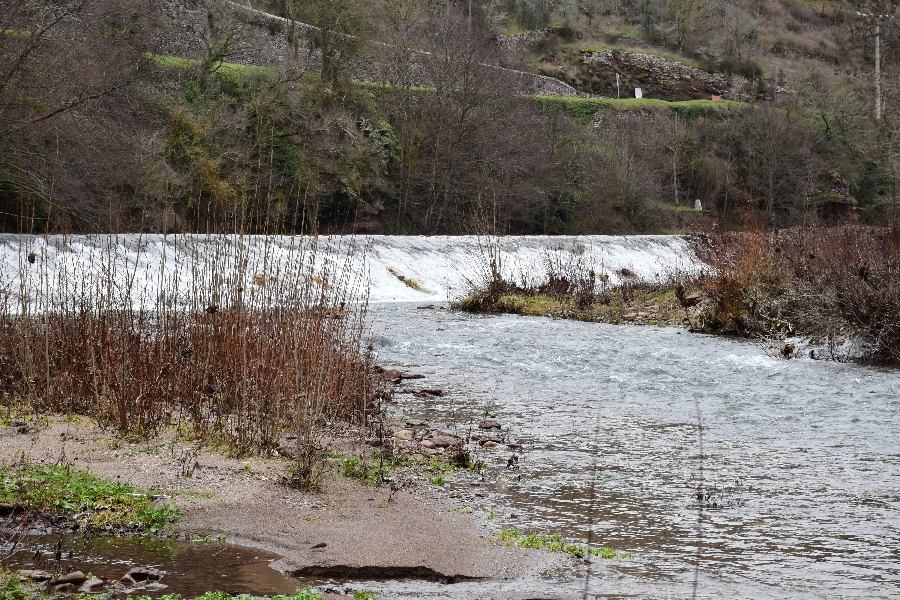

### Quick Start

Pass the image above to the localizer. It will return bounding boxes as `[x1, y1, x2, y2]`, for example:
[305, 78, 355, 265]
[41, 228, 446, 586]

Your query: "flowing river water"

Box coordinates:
[365, 302, 900, 599]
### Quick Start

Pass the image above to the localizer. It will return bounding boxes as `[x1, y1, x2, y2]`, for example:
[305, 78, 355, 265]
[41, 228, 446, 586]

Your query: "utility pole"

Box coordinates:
[847, 2, 895, 120]
[875, 18, 881, 119]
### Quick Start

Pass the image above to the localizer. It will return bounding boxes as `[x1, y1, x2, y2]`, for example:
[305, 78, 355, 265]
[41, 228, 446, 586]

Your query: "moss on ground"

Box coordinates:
[531, 96, 744, 123]
[0, 572, 327, 600]
[490, 528, 634, 559]
[458, 286, 694, 327]
[0, 462, 180, 534]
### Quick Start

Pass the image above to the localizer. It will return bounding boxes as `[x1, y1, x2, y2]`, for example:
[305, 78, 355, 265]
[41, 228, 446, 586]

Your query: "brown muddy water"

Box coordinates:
[5, 535, 305, 597]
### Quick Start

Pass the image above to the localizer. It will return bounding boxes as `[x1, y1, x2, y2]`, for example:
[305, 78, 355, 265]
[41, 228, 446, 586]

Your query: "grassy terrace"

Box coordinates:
[532, 96, 745, 122]
[148, 53, 745, 118]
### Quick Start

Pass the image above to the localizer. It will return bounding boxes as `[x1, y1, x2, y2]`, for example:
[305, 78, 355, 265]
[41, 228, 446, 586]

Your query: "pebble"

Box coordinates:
[393, 430, 414, 441]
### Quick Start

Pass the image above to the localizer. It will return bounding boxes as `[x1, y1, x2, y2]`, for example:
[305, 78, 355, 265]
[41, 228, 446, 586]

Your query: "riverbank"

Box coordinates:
[454, 224, 900, 365]
[0, 416, 569, 596]
[454, 283, 704, 328]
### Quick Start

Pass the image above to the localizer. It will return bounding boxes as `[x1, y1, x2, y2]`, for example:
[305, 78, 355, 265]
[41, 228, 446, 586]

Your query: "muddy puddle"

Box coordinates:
[5, 535, 302, 597]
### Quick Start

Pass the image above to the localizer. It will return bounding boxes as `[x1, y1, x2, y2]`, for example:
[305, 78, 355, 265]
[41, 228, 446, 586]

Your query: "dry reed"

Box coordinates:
[0, 233, 374, 489]
[694, 222, 900, 363]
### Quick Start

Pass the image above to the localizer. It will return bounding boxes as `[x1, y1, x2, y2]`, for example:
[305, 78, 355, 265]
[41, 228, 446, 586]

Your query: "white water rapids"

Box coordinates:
[0, 234, 698, 307]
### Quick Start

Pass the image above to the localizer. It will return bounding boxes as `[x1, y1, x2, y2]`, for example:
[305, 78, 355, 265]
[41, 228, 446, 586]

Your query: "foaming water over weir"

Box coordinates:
[0, 234, 696, 306]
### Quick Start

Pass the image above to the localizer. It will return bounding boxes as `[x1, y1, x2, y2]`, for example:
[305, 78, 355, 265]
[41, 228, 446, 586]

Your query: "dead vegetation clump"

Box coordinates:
[0, 235, 378, 490]
[694, 222, 900, 364]
[452, 243, 693, 325]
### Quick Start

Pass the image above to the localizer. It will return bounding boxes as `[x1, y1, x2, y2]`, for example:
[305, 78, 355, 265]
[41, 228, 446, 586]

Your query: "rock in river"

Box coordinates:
[394, 429, 414, 441]
[426, 433, 460, 448]
[119, 567, 162, 586]
[53, 571, 87, 586]
[478, 420, 502, 430]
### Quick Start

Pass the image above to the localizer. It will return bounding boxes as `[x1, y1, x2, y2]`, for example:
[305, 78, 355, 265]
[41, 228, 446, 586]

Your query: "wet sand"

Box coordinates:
[0, 419, 569, 593]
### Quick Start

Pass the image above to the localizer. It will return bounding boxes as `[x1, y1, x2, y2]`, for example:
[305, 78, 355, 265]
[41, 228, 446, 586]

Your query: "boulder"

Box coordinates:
[54, 571, 87, 586]
[381, 369, 403, 383]
[78, 579, 106, 593]
[420, 440, 435, 449]
[144, 583, 168, 591]
[54, 583, 76, 593]
[478, 420, 502, 430]
[482, 441, 499, 449]
[393, 429, 414, 441]
[119, 567, 162, 586]
[415, 389, 446, 398]
[478, 437, 500, 446]
[426, 433, 460, 448]
[275, 444, 296, 459]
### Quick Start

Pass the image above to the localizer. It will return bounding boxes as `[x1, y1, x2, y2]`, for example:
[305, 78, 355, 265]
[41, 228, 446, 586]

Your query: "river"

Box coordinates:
[367, 302, 900, 599]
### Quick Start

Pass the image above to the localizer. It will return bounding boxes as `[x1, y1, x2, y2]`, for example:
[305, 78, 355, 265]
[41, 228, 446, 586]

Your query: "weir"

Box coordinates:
[0, 234, 700, 306]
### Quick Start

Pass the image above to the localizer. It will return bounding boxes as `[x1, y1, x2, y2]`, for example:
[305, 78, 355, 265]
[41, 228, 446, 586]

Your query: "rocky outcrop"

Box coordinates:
[576, 50, 755, 102]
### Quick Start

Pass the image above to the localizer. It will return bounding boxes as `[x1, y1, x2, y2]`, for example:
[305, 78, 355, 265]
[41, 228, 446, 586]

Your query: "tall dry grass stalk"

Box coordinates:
[694, 222, 900, 364]
[454, 237, 607, 312]
[0, 233, 373, 489]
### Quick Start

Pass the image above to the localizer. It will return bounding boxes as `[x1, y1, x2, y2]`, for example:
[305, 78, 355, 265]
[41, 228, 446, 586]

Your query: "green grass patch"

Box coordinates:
[387, 267, 423, 291]
[532, 96, 744, 123]
[148, 53, 279, 81]
[490, 528, 633, 559]
[0, 579, 326, 600]
[0, 462, 180, 533]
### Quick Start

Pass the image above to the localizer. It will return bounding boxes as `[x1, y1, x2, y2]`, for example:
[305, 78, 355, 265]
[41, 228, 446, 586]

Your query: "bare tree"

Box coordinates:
[0, 0, 156, 231]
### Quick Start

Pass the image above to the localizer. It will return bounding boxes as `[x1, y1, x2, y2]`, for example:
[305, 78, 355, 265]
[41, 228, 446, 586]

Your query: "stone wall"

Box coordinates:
[153, 1, 582, 98]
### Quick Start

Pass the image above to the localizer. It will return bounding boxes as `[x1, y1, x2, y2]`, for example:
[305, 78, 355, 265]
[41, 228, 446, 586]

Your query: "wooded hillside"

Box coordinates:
[1, 0, 898, 234]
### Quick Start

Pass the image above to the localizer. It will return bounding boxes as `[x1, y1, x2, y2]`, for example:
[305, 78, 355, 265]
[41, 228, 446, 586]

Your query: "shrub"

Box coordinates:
[694, 222, 900, 363]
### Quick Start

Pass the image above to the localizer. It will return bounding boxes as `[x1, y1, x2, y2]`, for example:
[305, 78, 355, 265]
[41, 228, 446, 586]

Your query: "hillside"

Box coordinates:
[0, 0, 898, 235]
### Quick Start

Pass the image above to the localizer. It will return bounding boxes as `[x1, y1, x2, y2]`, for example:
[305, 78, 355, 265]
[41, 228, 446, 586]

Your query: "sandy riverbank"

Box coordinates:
[1, 418, 575, 597]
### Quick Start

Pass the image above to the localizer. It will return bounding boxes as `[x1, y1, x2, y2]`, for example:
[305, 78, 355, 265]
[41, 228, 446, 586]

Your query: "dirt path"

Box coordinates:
[0, 419, 566, 588]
